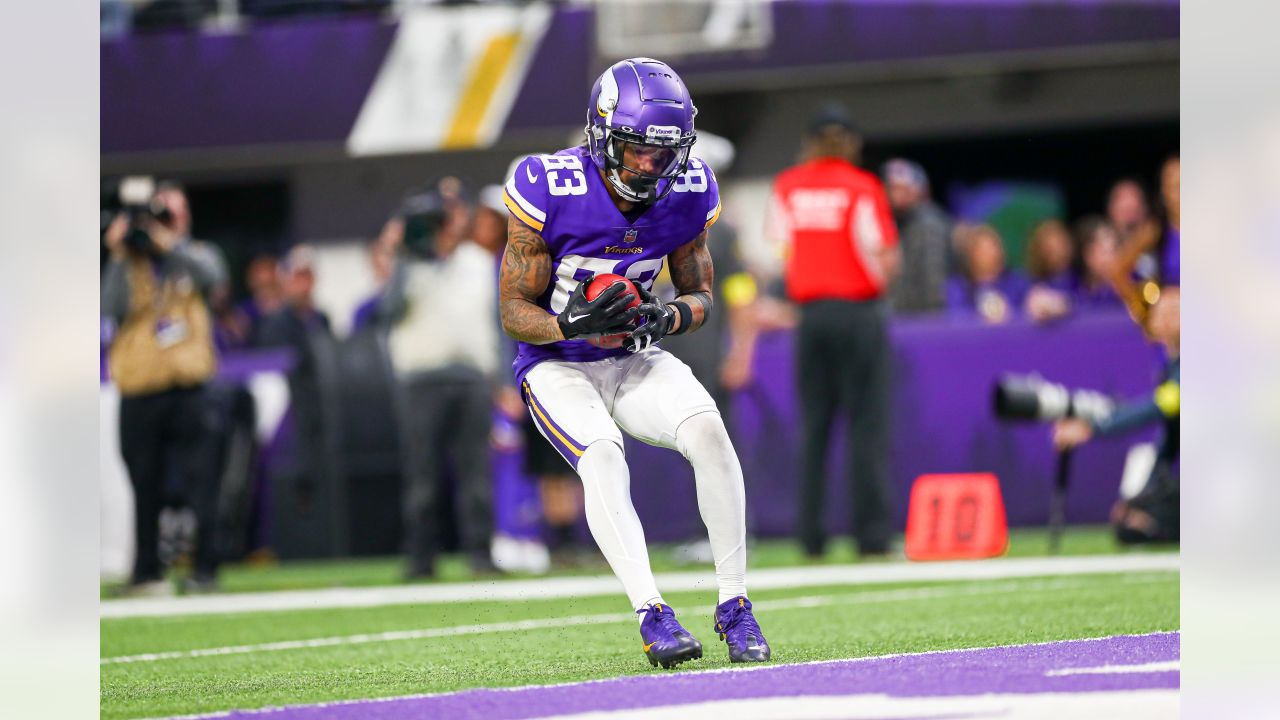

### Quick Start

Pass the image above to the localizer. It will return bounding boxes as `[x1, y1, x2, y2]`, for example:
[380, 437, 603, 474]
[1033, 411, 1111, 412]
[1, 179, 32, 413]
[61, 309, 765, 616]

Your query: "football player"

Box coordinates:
[498, 58, 770, 669]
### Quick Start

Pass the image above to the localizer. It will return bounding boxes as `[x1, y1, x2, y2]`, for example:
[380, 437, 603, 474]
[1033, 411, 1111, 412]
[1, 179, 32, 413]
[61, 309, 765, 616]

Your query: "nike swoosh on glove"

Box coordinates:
[556, 280, 638, 340]
[623, 285, 676, 353]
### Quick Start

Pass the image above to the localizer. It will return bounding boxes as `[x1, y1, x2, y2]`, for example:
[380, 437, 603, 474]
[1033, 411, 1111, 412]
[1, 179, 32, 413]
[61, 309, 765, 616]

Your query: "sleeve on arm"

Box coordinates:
[374, 259, 410, 325]
[173, 242, 229, 300]
[874, 179, 899, 249]
[101, 260, 131, 327]
[503, 155, 549, 233]
[1091, 394, 1167, 437]
[703, 161, 722, 231]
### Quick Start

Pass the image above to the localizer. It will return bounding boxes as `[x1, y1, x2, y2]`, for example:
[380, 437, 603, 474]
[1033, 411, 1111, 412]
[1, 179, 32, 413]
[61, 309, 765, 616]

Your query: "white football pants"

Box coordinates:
[522, 349, 748, 610]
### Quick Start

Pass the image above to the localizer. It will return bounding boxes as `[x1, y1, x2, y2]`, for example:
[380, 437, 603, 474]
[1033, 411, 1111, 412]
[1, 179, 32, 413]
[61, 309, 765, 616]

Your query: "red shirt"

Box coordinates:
[768, 157, 899, 303]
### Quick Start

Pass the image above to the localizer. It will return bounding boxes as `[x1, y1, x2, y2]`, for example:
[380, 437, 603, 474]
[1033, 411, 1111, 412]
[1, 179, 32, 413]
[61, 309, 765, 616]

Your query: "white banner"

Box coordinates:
[347, 4, 553, 156]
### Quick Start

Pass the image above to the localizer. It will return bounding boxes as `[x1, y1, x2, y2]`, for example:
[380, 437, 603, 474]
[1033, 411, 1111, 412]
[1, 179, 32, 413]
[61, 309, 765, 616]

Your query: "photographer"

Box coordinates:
[101, 178, 229, 593]
[1053, 286, 1180, 544]
[373, 179, 500, 578]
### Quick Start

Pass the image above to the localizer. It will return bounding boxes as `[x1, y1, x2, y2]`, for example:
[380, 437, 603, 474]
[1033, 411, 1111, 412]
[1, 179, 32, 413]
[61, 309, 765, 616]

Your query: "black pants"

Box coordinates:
[796, 299, 894, 555]
[399, 371, 494, 575]
[119, 385, 220, 583]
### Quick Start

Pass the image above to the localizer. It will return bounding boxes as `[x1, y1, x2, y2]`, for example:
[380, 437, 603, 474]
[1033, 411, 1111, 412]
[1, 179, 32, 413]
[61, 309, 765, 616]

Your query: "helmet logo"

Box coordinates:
[597, 69, 620, 120]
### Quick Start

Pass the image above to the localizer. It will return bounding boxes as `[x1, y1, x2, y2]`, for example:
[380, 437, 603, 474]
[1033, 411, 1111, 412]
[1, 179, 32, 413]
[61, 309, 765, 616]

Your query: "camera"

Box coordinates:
[399, 190, 447, 261]
[992, 374, 1115, 425]
[116, 176, 173, 254]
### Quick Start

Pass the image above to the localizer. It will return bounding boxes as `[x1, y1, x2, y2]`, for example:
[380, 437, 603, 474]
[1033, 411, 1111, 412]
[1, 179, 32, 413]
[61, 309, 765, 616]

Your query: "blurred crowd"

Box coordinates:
[100, 116, 1179, 594]
[882, 155, 1180, 326]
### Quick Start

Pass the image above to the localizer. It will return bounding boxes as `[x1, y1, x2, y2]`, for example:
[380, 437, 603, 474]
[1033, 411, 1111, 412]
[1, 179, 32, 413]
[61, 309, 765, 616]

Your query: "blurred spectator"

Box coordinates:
[351, 233, 397, 333]
[1106, 178, 1150, 243]
[101, 179, 228, 594]
[882, 158, 953, 314]
[374, 180, 499, 578]
[1023, 219, 1074, 323]
[1072, 216, 1124, 310]
[241, 255, 284, 338]
[947, 224, 1030, 324]
[1054, 286, 1179, 544]
[256, 246, 336, 518]
[259, 246, 332, 345]
[765, 105, 901, 558]
[1026, 219, 1075, 292]
[215, 254, 282, 349]
[1110, 155, 1181, 322]
[471, 184, 510, 258]
[209, 276, 240, 353]
[1155, 155, 1181, 287]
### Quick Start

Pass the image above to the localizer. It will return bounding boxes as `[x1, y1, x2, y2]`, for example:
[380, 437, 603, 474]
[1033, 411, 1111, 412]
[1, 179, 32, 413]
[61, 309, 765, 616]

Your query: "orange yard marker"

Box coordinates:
[904, 474, 1009, 561]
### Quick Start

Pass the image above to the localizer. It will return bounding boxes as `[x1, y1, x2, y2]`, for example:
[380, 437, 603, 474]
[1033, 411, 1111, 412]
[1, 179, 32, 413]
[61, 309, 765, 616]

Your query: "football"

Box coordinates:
[583, 273, 641, 349]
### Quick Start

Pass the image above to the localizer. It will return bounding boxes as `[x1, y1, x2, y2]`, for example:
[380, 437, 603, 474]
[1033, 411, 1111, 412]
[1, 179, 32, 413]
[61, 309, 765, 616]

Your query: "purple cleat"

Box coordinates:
[713, 596, 772, 663]
[637, 603, 703, 669]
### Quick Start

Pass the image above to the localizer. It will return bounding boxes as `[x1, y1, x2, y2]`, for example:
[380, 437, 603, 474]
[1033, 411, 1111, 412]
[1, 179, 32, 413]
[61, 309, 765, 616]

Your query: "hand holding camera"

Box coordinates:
[109, 176, 179, 258]
[104, 214, 129, 259]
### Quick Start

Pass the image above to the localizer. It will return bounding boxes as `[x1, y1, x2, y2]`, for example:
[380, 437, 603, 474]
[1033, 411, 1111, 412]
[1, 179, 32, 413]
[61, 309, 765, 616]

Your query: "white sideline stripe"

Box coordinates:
[1047, 660, 1180, 676]
[100, 553, 1179, 619]
[139, 631, 1180, 720]
[536, 690, 1180, 720]
[101, 573, 1170, 665]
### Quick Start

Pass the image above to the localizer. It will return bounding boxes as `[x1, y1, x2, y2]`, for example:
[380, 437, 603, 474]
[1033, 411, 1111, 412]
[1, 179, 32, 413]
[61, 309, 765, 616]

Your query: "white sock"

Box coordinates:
[635, 596, 665, 623]
[576, 440, 664, 612]
[676, 411, 748, 605]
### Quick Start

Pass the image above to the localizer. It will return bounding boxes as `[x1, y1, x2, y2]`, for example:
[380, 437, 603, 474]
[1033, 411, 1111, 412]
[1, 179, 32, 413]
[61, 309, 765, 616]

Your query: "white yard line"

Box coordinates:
[101, 573, 1171, 665]
[532, 691, 1181, 720]
[1047, 660, 1180, 676]
[101, 553, 1179, 619]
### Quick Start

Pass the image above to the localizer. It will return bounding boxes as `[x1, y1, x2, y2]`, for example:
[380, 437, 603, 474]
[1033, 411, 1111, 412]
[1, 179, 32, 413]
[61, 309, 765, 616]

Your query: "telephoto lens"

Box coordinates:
[993, 374, 1114, 425]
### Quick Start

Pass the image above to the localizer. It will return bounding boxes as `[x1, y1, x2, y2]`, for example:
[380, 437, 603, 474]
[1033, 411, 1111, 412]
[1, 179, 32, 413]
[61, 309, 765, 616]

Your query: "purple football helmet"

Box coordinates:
[585, 58, 697, 204]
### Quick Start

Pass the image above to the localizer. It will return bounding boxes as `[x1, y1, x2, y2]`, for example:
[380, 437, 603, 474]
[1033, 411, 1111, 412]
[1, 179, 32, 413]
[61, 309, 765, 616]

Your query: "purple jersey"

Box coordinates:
[502, 145, 721, 385]
[1161, 226, 1180, 286]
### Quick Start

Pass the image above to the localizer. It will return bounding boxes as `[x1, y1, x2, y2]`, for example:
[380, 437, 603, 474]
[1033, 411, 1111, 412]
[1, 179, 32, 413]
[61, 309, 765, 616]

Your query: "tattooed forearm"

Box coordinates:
[499, 216, 565, 344]
[667, 230, 715, 334]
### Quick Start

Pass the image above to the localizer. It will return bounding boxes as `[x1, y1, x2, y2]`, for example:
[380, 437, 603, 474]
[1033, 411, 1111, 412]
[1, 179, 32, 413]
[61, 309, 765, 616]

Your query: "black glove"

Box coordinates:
[556, 280, 638, 340]
[623, 284, 676, 353]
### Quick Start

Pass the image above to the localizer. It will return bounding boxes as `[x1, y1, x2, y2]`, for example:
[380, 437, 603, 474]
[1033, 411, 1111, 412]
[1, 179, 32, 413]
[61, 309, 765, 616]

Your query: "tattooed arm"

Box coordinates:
[666, 230, 715, 334]
[499, 215, 564, 344]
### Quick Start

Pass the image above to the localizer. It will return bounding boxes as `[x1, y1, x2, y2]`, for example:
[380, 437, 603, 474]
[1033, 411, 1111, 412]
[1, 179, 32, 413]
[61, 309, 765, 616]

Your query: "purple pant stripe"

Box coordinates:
[523, 381, 585, 468]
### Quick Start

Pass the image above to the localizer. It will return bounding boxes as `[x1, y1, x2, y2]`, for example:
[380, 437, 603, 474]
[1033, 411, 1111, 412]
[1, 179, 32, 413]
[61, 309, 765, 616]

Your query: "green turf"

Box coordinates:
[102, 525, 1137, 598]
[101, 566, 1178, 720]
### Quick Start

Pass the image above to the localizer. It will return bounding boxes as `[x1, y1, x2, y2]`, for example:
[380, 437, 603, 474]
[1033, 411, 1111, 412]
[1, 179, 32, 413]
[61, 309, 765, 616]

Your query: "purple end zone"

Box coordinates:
[208, 632, 1178, 719]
